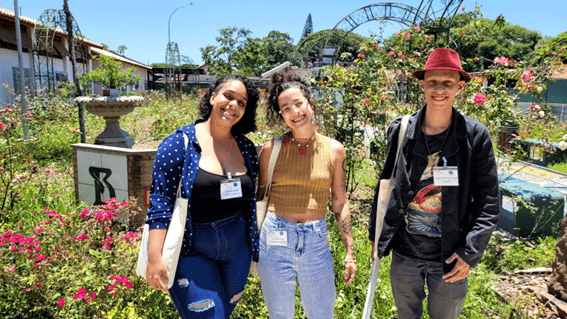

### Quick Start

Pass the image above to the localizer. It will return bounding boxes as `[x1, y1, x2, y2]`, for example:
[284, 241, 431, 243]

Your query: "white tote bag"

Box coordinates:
[362, 115, 410, 319]
[136, 133, 189, 289]
[255, 136, 282, 231]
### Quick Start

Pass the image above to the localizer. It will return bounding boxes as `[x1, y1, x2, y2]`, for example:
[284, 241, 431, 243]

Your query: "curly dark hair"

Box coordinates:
[199, 75, 259, 135]
[265, 71, 316, 126]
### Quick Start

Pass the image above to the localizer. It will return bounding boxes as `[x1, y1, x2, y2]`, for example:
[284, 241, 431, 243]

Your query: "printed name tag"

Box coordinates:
[220, 178, 242, 200]
[267, 230, 288, 246]
[433, 166, 459, 186]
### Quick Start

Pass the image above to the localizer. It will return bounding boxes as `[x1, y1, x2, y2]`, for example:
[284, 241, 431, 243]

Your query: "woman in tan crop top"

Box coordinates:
[256, 72, 356, 319]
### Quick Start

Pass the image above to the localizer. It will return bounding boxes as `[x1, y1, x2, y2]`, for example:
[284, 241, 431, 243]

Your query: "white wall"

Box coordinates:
[0, 48, 32, 106]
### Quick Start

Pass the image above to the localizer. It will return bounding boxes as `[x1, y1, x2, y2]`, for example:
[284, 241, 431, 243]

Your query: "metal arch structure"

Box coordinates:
[32, 9, 88, 94]
[165, 42, 182, 91]
[333, 2, 429, 33]
[304, 0, 464, 66]
[293, 29, 356, 68]
[333, 0, 464, 34]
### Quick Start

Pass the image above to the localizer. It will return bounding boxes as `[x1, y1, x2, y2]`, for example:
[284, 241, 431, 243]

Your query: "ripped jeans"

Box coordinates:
[169, 214, 251, 319]
[257, 211, 336, 319]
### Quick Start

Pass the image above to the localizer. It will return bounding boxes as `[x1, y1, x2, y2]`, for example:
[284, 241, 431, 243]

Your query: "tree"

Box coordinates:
[300, 14, 313, 41]
[261, 31, 295, 70]
[535, 30, 567, 63]
[200, 27, 263, 76]
[117, 45, 127, 56]
[100, 43, 109, 51]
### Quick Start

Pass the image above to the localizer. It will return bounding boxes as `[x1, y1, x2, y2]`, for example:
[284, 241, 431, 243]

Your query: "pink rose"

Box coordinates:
[380, 87, 387, 92]
[405, 33, 411, 40]
[473, 93, 486, 105]
[388, 51, 394, 56]
[357, 53, 365, 59]
[521, 70, 532, 82]
[425, 35, 431, 40]
[58, 298, 65, 307]
[364, 98, 370, 104]
[414, 26, 420, 31]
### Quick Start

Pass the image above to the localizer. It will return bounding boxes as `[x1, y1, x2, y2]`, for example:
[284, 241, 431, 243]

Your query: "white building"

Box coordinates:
[0, 7, 150, 106]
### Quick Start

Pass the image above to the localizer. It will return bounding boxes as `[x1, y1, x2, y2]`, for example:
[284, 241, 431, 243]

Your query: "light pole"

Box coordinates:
[168, 3, 192, 44]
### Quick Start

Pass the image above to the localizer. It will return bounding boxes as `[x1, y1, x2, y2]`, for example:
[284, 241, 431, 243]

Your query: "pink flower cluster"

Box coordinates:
[473, 93, 486, 105]
[73, 287, 97, 302]
[95, 210, 115, 223]
[122, 231, 139, 243]
[494, 57, 509, 66]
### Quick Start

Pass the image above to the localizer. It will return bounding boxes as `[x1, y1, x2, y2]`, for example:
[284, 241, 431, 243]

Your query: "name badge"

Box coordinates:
[267, 230, 288, 246]
[220, 177, 242, 200]
[433, 166, 459, 186]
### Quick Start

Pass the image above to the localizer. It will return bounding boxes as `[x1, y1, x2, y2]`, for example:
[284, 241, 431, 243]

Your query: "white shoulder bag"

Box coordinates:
[362, 114, 410, 319]
[255, 136, 282, 230]
[136, 132, 189, 289]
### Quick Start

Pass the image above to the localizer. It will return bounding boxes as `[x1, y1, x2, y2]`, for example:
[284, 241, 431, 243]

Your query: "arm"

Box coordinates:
[330, 140, 357, 284]
[145, 131, 186, 292]
[257, 139, 274, 200]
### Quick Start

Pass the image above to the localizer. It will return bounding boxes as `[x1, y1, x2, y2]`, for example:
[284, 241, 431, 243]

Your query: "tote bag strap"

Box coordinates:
[391, 115, 411, 176]
[263, 136, 282, 200]
[175, 132, 190, 199]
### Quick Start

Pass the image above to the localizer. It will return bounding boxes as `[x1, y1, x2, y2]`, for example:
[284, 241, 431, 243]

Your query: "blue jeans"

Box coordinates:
[390, 251, 468, 319]
[169, 214, 251, 319]
[257, 212, 336, 319]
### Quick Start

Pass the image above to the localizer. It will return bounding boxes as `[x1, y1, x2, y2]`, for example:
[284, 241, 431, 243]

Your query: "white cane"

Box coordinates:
[362, 115, 409, 319]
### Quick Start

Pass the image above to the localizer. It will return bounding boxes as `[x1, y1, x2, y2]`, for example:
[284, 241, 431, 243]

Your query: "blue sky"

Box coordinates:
[11, 0, 567, 66]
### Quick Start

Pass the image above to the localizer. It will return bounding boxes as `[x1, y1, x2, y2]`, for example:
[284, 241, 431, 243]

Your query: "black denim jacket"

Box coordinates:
[368, 106, 500, 273]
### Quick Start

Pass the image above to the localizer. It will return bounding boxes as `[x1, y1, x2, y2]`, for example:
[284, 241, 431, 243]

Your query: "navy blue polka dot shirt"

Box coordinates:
[145, 120, 260, 261]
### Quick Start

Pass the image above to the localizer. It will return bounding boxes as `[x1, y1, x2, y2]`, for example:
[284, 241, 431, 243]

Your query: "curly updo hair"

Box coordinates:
[265, 71, 316, 126]
[199, 74, 259, 135]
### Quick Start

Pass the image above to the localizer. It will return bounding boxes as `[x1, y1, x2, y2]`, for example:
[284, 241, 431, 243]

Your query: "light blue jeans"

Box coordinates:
[257, 211, 336, 319]
[390, 251, 468, 319]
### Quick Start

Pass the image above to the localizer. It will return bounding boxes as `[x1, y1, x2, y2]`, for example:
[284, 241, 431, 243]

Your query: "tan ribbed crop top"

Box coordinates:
[268, 133, 334, 216]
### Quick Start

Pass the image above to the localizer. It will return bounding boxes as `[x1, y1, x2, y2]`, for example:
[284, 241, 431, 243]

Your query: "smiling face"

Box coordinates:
[277, 87, 314, 130]
[420, 70, 466, 112]
[209, 80, 248, 126]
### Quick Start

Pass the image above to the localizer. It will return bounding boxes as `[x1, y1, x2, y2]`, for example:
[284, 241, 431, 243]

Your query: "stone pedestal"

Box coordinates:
[548, 216, 567, 301]
[72, 143, 156, 227]
[76, 96, 144, 148]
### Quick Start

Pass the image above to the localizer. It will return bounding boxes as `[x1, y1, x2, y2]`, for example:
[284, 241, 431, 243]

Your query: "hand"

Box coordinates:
[343, 260, 357, 285]
[443, 253, 470, 283]
[371, 241, 376, 263]
[146, 258, 169, 293]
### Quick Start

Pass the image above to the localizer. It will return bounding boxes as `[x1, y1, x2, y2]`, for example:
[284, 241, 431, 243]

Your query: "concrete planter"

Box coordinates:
[75, 95, 144, 148]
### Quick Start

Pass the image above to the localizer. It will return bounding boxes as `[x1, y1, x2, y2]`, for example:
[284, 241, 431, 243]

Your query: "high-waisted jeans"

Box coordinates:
[257, 211, 336, 319]
[168, 214, 251, 319]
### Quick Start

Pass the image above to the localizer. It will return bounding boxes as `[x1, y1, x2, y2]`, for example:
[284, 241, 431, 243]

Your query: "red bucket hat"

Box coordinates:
[413, 48, 471, 82]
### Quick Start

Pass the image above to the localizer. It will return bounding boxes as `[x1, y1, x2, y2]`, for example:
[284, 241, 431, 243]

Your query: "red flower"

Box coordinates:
[57, 298, 65, 307]
[473, 93, 486, 105]
[364, 98, 370, 104]
[461, 7, 465, 11]
[357, 53, 365, 59]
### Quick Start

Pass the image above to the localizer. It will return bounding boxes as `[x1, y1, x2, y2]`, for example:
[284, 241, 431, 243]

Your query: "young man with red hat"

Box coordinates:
[368, 48, 500, 318]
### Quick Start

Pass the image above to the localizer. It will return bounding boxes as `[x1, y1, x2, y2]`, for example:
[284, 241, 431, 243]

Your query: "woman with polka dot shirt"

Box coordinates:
[145, 75, 260, 318]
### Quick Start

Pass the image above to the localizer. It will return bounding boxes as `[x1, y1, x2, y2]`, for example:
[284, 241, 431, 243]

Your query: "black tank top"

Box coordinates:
[190, 168, 254, 223]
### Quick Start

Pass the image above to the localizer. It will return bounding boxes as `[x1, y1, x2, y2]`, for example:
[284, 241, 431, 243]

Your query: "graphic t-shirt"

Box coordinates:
[392, 129, 448, 262]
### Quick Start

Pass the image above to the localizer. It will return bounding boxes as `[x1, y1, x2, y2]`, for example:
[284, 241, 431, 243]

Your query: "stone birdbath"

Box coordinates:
[75, 95, 144, 148]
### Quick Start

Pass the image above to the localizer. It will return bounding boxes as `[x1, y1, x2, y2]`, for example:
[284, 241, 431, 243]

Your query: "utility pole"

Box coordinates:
[13, 0, 31, 141]
[63, 0, 86, 143]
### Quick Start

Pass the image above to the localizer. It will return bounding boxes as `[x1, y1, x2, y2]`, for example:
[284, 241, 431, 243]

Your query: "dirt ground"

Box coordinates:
[491, 270, 564, 318]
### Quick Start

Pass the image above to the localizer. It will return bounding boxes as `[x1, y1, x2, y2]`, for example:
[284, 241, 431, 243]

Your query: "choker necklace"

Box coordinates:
[291, 134, 315, 155]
